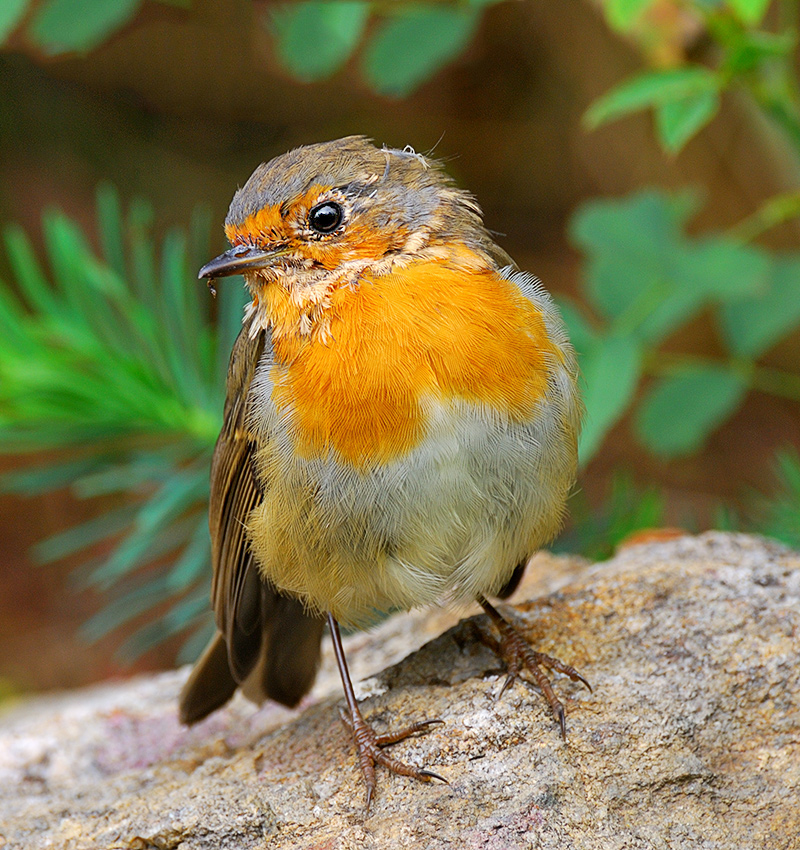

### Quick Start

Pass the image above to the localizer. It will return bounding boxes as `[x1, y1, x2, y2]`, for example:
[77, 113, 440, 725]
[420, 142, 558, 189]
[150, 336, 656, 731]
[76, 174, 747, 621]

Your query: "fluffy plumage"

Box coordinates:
[180, 136, 581, 725]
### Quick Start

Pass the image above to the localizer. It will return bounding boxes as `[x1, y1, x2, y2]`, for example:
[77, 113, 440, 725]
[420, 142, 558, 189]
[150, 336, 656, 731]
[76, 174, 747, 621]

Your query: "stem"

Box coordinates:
[730, 190, 800, 242]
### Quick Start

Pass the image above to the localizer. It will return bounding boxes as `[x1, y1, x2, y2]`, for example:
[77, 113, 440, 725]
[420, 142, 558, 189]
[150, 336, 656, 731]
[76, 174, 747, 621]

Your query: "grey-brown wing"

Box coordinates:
[207, 326, 265, 679]
[179, 328, 324, 725]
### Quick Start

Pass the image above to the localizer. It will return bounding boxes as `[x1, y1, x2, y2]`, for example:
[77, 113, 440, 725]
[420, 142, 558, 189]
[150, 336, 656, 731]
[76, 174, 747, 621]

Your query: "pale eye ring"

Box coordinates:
[308, 201, 343, 234]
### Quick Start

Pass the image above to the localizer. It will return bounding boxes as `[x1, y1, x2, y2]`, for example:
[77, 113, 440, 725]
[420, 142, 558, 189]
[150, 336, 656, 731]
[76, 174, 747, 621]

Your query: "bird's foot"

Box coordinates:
[338, 705, 447, 810]
[476, 596, 591, 739]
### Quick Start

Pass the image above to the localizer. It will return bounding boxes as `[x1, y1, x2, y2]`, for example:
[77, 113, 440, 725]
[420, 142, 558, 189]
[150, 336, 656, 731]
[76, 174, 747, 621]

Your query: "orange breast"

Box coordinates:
[268, 259, 558, 466]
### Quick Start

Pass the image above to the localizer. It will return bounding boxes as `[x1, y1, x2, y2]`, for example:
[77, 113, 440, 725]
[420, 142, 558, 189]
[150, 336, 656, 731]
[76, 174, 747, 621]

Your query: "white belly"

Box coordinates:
[247, 384, 578, 627]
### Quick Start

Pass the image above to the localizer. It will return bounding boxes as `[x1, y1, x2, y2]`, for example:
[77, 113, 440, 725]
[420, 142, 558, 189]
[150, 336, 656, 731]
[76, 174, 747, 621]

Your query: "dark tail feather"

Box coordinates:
[179, 631, 238, 725]
[178, 589, 325, 725]
[260, 592, 326, 707]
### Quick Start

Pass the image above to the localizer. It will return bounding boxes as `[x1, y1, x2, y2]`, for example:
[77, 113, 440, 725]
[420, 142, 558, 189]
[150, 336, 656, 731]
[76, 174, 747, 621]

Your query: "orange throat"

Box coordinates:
[247, 254, 560, 467]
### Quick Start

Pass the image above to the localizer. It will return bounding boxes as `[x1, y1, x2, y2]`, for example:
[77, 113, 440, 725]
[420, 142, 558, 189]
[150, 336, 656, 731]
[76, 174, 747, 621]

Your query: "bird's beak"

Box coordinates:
[197, 244, 285, 280]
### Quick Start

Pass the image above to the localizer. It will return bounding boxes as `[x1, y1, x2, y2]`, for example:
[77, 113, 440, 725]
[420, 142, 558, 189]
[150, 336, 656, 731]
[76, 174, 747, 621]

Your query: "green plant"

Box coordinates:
[1, 0, 189, 55]
[1, 0, 504, 97]
[0, 185, 247, 660]
[560, 3, 800, 547]
[751, 448, 800, 547]
[556, 472, 667, 561]
[268, 0, 504, 97]
[562, 189, 800, 465]
[590, 0, 800, 156]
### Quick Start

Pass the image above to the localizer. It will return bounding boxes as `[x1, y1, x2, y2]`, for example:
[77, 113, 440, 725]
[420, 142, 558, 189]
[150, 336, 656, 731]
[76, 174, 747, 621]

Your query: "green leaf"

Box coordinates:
[727, 0, 771, 25]
[655, 89, 720, 153]
[571, 190, 768, 344]
[30, 0, 142, 55]
[572, 188, 697, 258]
[719, 256, 800, 358]
[159, 228, 207, 407]
[605, 0, 655, 31]
[81, 573, 173, 641]
[0, 0, 28, 42]
[269, 1, 368, 81]
[363, 4, 480, 97]
[216, 278, 249, 386]
[681, 236, 769, 300]
[96, 183, 127, 280]
[0, 275, 34, 353]
[72, 449, 186, 498]
[3, 225, 59, 316]
[165, 517, 210, 591]
[578, 334, 643, 464]
[127, 197, 157, 302]
[89, 472, 207, 587]
[723, 29, 794, 76]
[34, 504, 139, 563]
[584, 67, 720, 130]
[636, 366, 748, 457]
[117, 583, 210, 660]
[0, 456, 108, 494]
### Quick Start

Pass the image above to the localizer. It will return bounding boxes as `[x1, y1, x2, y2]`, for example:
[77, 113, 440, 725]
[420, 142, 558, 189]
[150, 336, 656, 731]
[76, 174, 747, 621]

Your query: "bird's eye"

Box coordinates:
[308, 201, 343, 234]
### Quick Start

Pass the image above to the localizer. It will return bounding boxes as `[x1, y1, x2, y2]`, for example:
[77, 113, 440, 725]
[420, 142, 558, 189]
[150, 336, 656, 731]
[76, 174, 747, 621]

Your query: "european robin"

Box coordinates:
[180, 136, 588, 806]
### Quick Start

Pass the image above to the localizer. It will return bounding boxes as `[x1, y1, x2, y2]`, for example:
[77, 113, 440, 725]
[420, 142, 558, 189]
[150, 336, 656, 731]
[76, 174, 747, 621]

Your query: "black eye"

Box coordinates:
[308, 201, 343, 234]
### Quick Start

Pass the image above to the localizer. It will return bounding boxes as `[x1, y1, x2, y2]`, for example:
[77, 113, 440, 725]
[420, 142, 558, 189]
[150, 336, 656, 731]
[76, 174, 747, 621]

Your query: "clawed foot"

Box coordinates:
[477, 596, 591, 739]
[338, 706, 447, 810]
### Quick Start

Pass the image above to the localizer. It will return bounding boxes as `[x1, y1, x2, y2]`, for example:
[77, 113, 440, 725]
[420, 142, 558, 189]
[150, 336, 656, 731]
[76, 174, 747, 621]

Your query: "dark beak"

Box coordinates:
[198, 245, 284, 280]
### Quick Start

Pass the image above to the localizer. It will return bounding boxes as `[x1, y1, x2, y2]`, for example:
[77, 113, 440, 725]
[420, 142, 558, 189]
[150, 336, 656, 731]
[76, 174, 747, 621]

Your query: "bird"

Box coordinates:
[180, 136, 588, 807]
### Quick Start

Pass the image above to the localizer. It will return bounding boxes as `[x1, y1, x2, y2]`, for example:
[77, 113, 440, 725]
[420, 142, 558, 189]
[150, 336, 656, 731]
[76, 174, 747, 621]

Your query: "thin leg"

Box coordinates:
[476, 596, 591, 739]
[327, 614, 447, 810]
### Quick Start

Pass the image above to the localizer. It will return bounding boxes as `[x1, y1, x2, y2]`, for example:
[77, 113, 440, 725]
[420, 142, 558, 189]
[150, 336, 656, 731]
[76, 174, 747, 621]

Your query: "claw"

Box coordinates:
[338, 706, 446, 810]
[330, 615, 445, 809]
[496, 671, 517, 701]
[419, 768, 449, 784]
[556, 704, 566, 740]
[476, 596, 589, 739]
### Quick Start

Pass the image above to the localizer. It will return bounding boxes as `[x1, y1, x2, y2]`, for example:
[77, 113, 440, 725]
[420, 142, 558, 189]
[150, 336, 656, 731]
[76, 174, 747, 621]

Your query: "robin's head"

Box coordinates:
[198, 136, 506, 289]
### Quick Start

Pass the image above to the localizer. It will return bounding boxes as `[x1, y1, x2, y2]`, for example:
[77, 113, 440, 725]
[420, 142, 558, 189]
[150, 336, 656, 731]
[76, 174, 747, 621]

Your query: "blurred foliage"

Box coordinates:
[3, 0, 188, 54]
[591, 0, 800, 156]
[0, 0, 798, 664]
[555, 472, 667, 561]
[269, 0, 502, 96]
[0, 186, 247, 660]
[562, 189, 800, 464]
[2, 0, 502, 96]
[752, 448, 800, 548]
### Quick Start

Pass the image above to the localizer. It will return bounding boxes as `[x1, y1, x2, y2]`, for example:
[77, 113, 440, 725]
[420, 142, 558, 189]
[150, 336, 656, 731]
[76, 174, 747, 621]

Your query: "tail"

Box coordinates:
[179, 590, 325, 725]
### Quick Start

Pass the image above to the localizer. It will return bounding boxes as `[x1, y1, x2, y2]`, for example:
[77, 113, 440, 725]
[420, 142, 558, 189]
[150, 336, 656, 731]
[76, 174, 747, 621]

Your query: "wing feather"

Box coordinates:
[207, 326, 325, 699]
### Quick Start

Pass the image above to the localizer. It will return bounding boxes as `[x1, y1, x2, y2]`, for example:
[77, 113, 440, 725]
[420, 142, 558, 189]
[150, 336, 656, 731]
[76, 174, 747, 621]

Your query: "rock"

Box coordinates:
[0, 532, 797, 849]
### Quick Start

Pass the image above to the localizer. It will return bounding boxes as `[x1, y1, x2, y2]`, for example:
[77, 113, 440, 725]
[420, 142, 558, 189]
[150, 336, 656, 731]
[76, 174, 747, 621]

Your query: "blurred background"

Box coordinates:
[0, 0, 798, 700]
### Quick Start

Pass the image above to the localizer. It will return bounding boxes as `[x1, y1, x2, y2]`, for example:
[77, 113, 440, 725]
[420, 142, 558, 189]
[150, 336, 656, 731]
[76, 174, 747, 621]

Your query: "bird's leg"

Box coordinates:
[475, 596, 591, 739]
[327, 614, 447, 810]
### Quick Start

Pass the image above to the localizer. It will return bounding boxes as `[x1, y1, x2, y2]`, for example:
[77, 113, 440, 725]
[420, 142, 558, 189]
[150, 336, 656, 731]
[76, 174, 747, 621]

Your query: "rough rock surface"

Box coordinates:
[1, 532, 797, 849]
